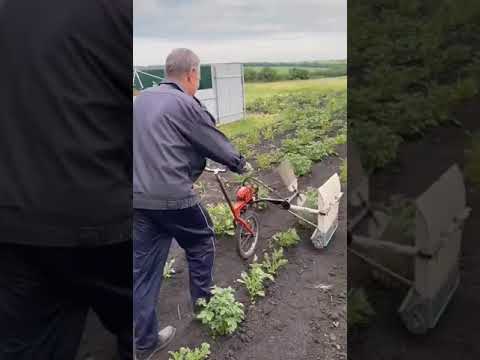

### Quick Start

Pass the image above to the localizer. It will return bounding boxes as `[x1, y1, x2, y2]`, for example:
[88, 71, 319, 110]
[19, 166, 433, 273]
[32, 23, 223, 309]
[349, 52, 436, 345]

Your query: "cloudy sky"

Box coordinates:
[133, 0, 346, 66]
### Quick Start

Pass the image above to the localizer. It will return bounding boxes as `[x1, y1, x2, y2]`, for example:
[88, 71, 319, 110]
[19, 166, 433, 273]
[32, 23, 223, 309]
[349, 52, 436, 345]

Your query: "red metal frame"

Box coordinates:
[213, 172, 257, 236]
[232, 186, 256, 235]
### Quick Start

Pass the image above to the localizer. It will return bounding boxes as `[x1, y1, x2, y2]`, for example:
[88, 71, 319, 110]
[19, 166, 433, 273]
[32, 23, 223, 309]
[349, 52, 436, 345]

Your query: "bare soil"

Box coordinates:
[150, 145, 347, 360]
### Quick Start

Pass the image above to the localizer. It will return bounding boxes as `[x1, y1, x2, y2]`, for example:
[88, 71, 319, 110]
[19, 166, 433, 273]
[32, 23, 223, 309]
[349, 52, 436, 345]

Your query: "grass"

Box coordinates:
[247, 66, 323, 73]
[245, 77, 347, 104]
[219, 76, 346, 180]
[219, 114, 276, 139]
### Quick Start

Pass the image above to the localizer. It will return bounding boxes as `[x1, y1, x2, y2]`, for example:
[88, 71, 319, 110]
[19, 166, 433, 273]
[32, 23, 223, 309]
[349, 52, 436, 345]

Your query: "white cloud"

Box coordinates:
[133, 0, 346, 65]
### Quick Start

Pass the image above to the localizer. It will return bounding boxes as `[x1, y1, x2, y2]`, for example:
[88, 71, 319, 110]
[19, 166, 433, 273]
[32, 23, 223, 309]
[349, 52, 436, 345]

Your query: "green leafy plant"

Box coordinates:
[196, 286, 245, 337]
[163, 258, 176, 280]
[261, 125, 276, 141]
[237, 256, 274, 303]
[262, 248, 288, 276]
[298, 187, 318, 228]
[300, 139, 337, 162]
[386, 195, 416, 240]
[255, 185, 270, 210]
[168, 343, 211, 360]
[231, 173, 251, 185]
[207, 203, 235, 236]
[255, 150, 282, 170]
[232, 137, 255, 159]
[272, 228, 301, 248]
[285, 153, 313, 177]
[347, 288, 375, 328]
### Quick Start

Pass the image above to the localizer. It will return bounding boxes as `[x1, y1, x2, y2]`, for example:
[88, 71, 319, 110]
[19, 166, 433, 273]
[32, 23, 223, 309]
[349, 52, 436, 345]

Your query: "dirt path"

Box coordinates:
[348, 97, 480, 359]
[155, 147, 347, 360]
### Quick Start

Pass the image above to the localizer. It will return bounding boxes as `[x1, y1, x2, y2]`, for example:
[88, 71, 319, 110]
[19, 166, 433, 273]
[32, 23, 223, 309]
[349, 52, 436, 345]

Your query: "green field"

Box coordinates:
[244, 61, 346, 82]
[219, 76, 347, 176]
[244, 77, 347, 104]
[247, 66, 324, 75]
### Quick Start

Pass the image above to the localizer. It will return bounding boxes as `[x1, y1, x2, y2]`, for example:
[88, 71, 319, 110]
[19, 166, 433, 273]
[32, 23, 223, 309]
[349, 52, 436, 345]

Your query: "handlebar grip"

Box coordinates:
[205, 167, 227, 173]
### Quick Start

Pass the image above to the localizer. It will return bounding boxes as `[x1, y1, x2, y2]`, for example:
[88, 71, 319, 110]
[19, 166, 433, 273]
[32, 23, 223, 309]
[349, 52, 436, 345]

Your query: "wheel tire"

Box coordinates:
[236, 210, 260, 259]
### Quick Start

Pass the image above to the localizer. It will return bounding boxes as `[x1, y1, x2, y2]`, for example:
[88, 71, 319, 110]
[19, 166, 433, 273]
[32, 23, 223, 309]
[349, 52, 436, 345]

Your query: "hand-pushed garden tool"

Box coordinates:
[347, 143, 471, 334]
[205, 159, 343, 259]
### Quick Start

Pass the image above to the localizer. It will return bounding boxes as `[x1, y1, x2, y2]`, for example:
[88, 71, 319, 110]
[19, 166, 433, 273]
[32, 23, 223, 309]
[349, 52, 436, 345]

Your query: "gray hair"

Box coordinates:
[165, 48, 200, 79]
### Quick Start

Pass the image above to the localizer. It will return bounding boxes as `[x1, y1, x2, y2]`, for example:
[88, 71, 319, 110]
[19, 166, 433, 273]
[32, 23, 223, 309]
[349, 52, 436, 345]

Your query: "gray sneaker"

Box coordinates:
[136, 326, 176, 360]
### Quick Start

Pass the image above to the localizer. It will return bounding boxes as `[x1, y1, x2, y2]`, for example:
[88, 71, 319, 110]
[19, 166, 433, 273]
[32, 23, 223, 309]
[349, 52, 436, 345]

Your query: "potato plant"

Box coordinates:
[168, 343, 211, 360]
[237, 256, 274, 303]
[207, 203, 235, 236]
[262, 248, 288, 276]
[272, 228, 301, 248]
[347, 288, 375, 329]
[297, 187, 318, 228]
[255, 150, 282, 170]
[285, 153, 313, 177]
[196, 286, 245, 337]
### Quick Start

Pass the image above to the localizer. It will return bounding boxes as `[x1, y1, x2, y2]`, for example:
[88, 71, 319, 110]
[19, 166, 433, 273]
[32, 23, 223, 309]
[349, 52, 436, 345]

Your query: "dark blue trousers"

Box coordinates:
[133, 204, 216, 351]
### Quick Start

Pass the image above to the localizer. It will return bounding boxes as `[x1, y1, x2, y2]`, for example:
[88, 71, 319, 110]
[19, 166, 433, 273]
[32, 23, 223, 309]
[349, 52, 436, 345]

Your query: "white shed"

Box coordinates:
[133, 63, 246, 125]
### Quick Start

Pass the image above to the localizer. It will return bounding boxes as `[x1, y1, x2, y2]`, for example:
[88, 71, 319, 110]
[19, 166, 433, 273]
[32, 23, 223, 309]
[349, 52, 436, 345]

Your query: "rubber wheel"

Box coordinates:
[235, 210, 260, 259]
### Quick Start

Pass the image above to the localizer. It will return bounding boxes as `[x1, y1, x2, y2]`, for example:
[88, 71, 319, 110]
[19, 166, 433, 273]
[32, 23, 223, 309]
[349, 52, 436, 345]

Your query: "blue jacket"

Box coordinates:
[133, 81, 246, 210]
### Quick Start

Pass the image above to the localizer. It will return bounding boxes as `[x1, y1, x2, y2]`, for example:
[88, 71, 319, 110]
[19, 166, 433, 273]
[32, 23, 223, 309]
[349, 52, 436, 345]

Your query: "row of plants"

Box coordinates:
[349, 0, 480, 172]
[165, 225, 303, 359]
[165, 83, 347, 359]
[233, 90, 347, 177]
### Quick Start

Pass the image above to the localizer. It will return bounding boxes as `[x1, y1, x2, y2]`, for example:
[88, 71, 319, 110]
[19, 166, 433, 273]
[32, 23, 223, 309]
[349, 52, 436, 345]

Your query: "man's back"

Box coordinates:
[0, 0, 132, 245]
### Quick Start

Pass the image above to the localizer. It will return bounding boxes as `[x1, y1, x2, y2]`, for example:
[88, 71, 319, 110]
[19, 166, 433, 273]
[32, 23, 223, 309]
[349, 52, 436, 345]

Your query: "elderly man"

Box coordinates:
[133, 48, 250, 359]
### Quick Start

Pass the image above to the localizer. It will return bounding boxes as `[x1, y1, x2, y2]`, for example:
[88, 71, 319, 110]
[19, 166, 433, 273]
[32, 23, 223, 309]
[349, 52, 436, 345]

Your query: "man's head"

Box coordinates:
[165, 48, 201, 96]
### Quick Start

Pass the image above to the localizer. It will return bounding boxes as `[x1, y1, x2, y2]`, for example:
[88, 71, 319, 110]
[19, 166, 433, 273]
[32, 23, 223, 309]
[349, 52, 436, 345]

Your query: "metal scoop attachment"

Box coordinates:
[276, 160, 343, 249]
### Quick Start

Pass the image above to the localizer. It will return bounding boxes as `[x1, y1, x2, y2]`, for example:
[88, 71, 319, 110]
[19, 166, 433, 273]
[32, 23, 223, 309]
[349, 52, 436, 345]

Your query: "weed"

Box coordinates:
[168, 343, 211, 360]
[262, 248, 288, 276]
[196, 286, 245, 337]
[237, 256, 275, 303]
[207, 203, 235, 236]
[272, 228, 301, 248]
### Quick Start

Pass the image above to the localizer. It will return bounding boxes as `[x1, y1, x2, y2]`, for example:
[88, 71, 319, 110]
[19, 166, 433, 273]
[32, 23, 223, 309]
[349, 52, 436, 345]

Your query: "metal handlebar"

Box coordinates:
[205, 167, 227, 175]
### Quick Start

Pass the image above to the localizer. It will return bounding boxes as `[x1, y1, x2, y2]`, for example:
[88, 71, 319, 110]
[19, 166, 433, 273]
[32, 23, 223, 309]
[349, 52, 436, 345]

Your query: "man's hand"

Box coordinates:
[239, 162, 253, 174]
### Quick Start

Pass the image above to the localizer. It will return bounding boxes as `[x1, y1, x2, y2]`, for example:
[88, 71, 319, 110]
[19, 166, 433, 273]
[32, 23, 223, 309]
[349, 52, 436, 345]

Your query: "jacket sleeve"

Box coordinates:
[185, 102, 247, 173]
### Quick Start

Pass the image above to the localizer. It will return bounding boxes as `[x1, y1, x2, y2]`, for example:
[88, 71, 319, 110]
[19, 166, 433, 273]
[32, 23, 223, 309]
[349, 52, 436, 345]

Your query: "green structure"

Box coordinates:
[133, 65, 213, 90]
